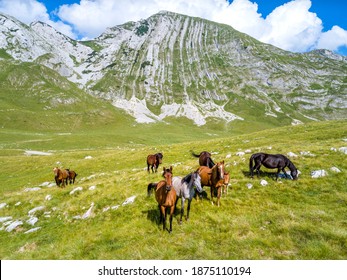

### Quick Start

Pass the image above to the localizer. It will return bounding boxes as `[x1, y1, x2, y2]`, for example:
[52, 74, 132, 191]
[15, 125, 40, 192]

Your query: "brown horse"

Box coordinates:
[53, 167, 69, 188]
[66, 169, 78, 184]
[147, 153, 163, 173]
[198, 161, 225, 206]
[155, 166, 177, 232]
[191, 151, 215, 168]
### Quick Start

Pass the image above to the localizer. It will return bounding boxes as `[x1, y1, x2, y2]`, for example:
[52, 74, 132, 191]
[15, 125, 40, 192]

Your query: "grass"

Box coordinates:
[0, 120, 346, 260]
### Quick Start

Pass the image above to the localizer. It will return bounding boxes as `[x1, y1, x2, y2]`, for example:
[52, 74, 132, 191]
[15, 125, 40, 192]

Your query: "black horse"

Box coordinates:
[249, 153, 298, 180]
[191, 151, 215, 168]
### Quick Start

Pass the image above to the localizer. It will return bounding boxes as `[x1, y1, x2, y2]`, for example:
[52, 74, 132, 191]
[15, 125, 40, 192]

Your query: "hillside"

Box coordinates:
[0, 11, 346, 128]
[0, 120, 346, 259]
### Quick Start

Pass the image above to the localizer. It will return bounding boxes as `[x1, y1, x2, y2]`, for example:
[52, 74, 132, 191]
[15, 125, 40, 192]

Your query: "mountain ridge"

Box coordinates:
[0, 11, 346, 127]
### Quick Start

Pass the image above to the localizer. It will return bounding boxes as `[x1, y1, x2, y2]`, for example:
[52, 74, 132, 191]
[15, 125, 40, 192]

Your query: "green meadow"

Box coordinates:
[0, 120, 346, 259]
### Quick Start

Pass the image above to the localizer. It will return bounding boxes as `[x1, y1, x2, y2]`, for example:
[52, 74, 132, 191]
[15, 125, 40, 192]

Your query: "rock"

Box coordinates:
[122, 196, 136, 206]
[70, 186, 83, 195]
[24, 187, 41, 192]
[45, 195, 52, 201]
[82, 202, 94, 219]
[287, 152, 298, 158]
[338, 147, 347, 154]
[0, 216, 12, 223]
[89, 186, 96, 190]
[330, 167, 341, 173]
[236, 152, 245, 156]
[6, 220, 23, 232]
[26, 217, 38, 226]
[260, 179, 268, 186]
[24, 227, 41, 234]
[311, 170, 328, 178]
[0, 203, 7, 209]
[246, 183, 253, 189]
[28, 206, 45, 216]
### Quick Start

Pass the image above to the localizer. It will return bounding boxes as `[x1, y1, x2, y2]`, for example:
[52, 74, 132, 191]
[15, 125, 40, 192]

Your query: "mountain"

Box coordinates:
[0, 11, 346, 127]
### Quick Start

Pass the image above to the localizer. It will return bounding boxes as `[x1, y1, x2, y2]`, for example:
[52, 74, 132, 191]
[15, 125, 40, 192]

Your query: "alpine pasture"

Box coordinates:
[0, 120, 346, 259]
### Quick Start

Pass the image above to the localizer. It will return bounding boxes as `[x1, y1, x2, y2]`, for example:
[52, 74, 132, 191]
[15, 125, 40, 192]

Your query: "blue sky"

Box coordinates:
[1, 0, 346, 55]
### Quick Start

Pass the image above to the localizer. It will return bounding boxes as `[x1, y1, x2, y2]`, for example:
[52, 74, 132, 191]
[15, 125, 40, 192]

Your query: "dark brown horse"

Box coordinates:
[191, 151, 215, 168]
[249, 153, 298, 180]
[154, 166, 177, 232]
[147, 153, 163, 173]
[198, 161, 225, 206]
[66, 169, 78, 184]
[53, 167, 69, 188]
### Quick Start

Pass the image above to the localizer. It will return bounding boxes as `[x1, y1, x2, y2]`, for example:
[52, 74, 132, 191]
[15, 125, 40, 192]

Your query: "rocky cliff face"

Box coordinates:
[1, 11, 346, 126]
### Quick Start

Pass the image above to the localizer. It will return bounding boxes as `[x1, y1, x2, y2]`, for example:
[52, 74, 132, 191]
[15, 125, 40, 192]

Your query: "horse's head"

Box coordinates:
[162, 166, 173, 189]
[291, 169, 298, 180]
[192, 172, 203, 193]
[288, 161, 298, 180]
[217, 161, 225, 179]
[156, 153, 163, 164]
[53, 167, 59, 176]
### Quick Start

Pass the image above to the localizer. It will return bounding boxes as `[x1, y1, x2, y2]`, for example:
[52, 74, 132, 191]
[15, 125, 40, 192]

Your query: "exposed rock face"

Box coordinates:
[1, 11, 346, 126]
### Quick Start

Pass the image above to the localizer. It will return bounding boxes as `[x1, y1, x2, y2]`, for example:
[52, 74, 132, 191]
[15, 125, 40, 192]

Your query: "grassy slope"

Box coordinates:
[0, 120, 346, 259]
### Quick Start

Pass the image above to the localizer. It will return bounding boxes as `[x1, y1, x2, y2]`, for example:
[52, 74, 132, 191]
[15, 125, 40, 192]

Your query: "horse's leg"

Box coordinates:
[217, 187, 221, 207]
[210, 186, 214, 205]
[276, 168, 281, 181]
[186, 198, 191, 221]
[180, 198, 184, 224]
[169, 205, 175, 233]
[162, 206, 167, 231]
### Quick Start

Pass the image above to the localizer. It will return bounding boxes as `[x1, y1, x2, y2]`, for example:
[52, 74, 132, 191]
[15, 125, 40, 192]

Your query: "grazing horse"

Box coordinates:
[191, 151, 215, 168]
[66, 169, 78, 184]
[53, 167, 69, 188]
[249, 153, 298, 180]
[154, 166, 177, 232]
[147, 153, 163, 173]
[172, 171, 203, 224]
[198, 161, 225, 206]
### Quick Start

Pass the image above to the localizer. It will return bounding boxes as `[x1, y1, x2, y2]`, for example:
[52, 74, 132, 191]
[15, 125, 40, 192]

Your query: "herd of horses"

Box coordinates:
[52, 150, 298, 233]
[147, 151, 298, 233]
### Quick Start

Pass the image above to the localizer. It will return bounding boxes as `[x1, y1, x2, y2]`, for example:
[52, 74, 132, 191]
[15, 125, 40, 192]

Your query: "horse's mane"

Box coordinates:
[287, 159, 297, 172]
[181, 173, 192, 184]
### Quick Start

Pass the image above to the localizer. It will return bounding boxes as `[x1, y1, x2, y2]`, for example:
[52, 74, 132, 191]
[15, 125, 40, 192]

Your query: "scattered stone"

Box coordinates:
[0, 203, 7, 209]
[236, 152, 245, 157]
[26, 217, 38, 226]
[24, 227, 41, 234]
[28, 206, 45, 216]
[330, 167, 341, 173]
[122, 196, 136, 206]
[330, 147, 337, 152]
[24, 187, 41, 192]
[311, 170, 328, 178]
[6, 220, 23, 232]
[103, 206, 110, 212]
[89, 186, 96, 190]
[300, 151, 315, 156]
[84, 156, 93, 159]
[244, 149, 252, 153]
[287, 152, 298, 158]
[226, 154, 231, 159]
[70, 187, 83, 195]
[0, 216, 12, 223]
[45, 195, 52, 201]
[246, 183, 253, 189]
[260, 179, 268, 186]
[338, 147, 347, 154]
[15, 202, 21, 206]
[111, 205, 120, 210]
[82, 203, 94, 219]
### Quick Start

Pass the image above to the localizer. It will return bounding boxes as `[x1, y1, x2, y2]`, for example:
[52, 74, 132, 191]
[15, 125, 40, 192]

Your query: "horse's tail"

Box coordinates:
[190, 150, 200, 158]
[249, 154, 255, 175]
[147, 183, 157, 197]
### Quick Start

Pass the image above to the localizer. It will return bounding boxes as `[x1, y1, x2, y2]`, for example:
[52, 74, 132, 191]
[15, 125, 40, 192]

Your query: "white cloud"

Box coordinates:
[317, 25, 347, 52]
[0, 0, 75, 38]
[1, 0, 347, 54]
